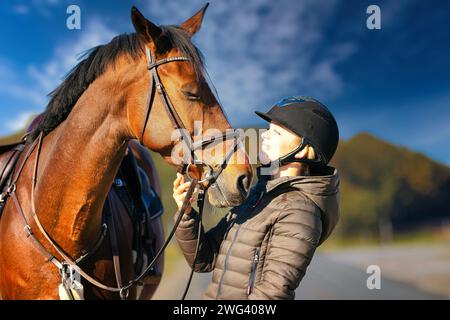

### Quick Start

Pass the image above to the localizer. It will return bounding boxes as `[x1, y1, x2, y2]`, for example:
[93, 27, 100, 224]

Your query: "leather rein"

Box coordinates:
[6, 45, 242, 299]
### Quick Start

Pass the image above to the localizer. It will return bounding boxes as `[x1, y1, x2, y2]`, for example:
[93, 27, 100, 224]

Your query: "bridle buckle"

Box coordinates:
[24, 225, 33, 238]
[184, 161, 214, 184]
[7, 183, 16, 195]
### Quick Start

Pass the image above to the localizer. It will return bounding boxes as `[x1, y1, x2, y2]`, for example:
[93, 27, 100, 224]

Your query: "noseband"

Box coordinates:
[8, 45, 243, 299]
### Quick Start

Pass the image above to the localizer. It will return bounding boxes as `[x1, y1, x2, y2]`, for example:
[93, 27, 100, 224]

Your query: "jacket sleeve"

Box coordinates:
[174, 209, 230, 273]
[248, 203, 323, 300]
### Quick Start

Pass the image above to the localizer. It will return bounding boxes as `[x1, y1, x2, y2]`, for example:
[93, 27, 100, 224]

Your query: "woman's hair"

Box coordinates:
[294, 135, 316, 161]
[305, 144, 316, 161]
[291, 135, 316, 176]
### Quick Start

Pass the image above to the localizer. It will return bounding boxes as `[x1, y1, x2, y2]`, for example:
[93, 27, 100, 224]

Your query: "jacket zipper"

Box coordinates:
[247, 248, 260, 295]
[216, 223, 242, 299]
[215, 194, 262, 299]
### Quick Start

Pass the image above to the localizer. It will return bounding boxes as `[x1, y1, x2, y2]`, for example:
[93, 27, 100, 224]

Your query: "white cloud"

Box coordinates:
[140, 0, 354, 125]
[0, 60, 48, 108]
[5, 111, 36, 132]
[1, 17, 116, 135]
[10, 0, 63, 17]
[32, 0, 61, 5]
[0, 61, 14, 78]
[3, 1, 357, 134]
[12, 4, 30, 15]
[28, 17, 116, 94]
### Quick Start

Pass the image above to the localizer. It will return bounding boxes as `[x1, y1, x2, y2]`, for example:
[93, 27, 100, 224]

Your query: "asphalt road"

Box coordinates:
[295, 254, 444, 299]
[153, 247, 448, 300]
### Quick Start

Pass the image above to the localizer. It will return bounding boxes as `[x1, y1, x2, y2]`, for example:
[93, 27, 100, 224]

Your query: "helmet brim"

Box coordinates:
[254, 111, 273, 123]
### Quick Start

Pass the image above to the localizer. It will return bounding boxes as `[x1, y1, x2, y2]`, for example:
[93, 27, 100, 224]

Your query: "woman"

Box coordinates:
[173, 96, 340, 299]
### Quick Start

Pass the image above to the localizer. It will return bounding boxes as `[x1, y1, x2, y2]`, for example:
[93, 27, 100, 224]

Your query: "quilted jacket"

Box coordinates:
[174, 166, 339, 300]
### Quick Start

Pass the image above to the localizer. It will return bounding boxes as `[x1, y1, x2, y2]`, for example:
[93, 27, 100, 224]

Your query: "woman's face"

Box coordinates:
[259, 122, 301, 164]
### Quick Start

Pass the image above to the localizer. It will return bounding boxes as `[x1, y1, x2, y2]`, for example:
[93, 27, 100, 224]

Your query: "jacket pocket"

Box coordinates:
[247, 248, 260, 295]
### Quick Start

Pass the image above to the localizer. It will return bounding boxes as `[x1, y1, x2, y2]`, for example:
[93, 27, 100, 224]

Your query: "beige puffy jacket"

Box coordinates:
[175, 166, 339, 300]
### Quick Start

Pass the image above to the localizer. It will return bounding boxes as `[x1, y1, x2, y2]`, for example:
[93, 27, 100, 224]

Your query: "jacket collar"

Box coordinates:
[255, 166, 297, 193]
[255, 165, 338, 193]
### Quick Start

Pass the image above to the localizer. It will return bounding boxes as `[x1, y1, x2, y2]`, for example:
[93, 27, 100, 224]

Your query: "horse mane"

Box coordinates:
[29, 25, 205, 142]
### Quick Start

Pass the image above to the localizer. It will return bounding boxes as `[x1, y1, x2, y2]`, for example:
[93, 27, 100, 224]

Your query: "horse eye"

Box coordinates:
[182, 91, 201, 101]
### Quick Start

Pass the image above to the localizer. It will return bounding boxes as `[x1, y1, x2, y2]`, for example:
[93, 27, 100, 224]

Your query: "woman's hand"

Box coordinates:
[173, 173, 194, 215]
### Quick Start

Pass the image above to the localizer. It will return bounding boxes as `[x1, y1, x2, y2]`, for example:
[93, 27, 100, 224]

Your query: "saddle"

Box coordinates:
[0, 142, 25, 202]
[109, 143, 164, 279]
[0, 114, 44, 206]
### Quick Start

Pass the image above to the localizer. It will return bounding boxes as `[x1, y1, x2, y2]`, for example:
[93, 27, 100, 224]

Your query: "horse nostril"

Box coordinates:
[237, 173, 251, 198]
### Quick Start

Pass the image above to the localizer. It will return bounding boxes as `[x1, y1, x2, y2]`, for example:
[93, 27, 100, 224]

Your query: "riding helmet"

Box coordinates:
[255, 96, 339, 166]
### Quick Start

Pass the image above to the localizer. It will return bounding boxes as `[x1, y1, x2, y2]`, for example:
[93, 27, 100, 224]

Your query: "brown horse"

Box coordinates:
[0, 5, 252, 299]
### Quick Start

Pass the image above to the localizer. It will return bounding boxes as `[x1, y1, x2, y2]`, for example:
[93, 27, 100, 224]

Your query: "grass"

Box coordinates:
[163, 242, 185, 274]
[320, 226, 450, 252]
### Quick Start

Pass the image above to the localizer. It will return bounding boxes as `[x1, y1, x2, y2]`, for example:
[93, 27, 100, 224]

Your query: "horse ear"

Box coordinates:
[180, 3, 209, 37]
[131, 6, 161, 43]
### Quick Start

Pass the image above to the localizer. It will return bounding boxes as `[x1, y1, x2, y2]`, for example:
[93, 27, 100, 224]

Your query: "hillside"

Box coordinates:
[331, 132, 450, 238]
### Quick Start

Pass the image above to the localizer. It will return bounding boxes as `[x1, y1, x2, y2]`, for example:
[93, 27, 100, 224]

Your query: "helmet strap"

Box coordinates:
[278, 137, 324, 167]
[259, 138, 325, 175]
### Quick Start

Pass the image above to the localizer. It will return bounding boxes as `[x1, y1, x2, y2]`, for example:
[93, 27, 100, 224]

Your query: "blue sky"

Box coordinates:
[1, 0, 450, 165]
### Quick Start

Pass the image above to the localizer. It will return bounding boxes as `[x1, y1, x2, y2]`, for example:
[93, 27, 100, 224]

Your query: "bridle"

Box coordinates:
[6, 45, 243, 299]
[139, 46, 240, 184]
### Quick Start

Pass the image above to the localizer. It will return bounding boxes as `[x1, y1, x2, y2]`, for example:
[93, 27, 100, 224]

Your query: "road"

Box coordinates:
[153, 245, 449, 300]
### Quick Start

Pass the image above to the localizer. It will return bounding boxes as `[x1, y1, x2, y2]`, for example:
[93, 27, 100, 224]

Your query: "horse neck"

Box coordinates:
[32, 74, 133, 257]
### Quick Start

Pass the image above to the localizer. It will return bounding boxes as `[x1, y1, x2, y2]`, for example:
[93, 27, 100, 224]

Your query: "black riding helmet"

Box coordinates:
[255, 96, 339, 167]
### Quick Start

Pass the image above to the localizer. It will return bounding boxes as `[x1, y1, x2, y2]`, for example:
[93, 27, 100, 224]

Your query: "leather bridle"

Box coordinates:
[6, 45, 243, 299]
[140, 46, 240, 183]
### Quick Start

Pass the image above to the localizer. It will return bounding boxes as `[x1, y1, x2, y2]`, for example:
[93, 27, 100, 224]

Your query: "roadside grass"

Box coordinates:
[320, 226, 450, 252]
[163, 242, 185, 274]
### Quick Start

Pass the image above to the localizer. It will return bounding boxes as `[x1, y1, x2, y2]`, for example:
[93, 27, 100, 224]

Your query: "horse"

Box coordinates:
[0, 114, 166, 300]
[0, 5, 252, 300]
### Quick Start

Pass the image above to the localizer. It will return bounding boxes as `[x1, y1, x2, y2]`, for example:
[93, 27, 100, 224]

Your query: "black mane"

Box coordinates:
[30, 25, 205, 141]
